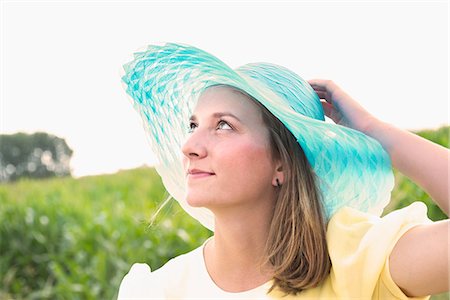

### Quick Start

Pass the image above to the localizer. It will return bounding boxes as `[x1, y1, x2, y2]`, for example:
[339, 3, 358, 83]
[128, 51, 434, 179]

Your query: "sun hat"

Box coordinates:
[121, 42, 394, 231]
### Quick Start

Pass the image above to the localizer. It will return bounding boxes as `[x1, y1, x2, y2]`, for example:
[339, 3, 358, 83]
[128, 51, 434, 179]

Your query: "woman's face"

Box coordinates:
[181, 86, 280, 210]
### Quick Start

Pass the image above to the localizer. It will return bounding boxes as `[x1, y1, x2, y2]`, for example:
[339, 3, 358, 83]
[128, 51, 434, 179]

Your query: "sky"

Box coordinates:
[1, 1, 449, 178]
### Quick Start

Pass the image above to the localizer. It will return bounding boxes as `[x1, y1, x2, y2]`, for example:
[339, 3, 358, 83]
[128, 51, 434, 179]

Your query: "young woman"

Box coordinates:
[118, 43, 449, 299]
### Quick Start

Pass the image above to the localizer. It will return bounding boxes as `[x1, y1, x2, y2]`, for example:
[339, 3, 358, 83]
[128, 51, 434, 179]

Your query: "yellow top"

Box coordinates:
[118, 202, 432, 299]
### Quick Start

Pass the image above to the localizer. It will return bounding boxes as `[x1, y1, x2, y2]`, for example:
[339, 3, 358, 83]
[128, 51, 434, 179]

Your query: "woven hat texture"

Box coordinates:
[122, 43, 394, 231]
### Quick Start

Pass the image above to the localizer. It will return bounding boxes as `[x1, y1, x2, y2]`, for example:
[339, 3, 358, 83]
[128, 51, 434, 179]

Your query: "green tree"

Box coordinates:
[0, 132, 73, 182]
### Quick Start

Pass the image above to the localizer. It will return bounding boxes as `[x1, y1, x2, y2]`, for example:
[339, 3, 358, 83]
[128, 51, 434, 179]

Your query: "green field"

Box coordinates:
[0, 127, 448, 299]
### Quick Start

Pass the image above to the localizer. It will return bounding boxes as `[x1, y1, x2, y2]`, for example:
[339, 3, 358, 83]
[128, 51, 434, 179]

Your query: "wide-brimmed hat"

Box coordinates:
[121, 43, 394, 231]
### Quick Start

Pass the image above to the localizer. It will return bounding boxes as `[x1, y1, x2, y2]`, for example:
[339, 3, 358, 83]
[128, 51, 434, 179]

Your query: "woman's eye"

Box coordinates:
[188, 122, 197, 133]
[217, 120, 232, 130]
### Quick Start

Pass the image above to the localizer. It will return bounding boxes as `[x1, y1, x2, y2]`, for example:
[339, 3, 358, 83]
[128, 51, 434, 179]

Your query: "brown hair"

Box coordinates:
[231, 86, 331, 295]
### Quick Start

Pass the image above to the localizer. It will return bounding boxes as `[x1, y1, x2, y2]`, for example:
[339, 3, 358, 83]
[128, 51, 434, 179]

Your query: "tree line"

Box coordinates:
[0, 132, 73, 182]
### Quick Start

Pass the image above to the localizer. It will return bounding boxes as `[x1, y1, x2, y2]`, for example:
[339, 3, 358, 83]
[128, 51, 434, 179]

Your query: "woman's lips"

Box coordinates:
[187, 169, 215, 179]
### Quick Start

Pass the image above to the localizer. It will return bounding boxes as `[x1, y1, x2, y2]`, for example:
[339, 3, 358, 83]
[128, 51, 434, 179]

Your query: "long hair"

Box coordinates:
[240, 88, 331, 295]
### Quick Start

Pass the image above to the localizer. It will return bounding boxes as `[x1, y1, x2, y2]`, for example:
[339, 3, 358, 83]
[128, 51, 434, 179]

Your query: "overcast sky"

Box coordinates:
[1, 1, 448, 177]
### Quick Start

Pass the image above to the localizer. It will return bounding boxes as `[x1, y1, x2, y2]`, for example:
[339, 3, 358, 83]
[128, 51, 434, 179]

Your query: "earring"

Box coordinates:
[276, 178, 282, 187]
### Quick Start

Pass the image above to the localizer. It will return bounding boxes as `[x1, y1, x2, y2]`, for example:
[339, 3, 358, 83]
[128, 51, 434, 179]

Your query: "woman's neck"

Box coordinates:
[203, 201, 275, 292]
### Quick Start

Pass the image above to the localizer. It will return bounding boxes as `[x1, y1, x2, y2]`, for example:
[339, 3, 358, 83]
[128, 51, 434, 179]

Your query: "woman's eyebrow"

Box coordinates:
[189, 112, 242, 122]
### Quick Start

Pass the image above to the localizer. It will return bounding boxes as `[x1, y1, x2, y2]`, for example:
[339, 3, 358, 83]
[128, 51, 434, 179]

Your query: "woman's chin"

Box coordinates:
[186, 195, 210, 208]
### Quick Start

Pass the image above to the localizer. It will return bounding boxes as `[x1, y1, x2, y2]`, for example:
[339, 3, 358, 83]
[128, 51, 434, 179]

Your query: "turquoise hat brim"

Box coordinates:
[122, 43, 394, 231]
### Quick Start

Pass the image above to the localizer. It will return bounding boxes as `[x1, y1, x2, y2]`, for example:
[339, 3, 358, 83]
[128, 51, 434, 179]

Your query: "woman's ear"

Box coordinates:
[272, 164, 284, 187]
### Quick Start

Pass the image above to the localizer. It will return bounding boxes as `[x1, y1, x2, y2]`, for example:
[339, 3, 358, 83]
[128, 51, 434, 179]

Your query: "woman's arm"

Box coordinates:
[365, 120, 449, 214]
[309, 79, 449, 296]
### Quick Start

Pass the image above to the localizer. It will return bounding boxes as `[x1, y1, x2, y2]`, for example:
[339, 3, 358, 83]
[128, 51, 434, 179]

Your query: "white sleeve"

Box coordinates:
[117, 263, 165, 300]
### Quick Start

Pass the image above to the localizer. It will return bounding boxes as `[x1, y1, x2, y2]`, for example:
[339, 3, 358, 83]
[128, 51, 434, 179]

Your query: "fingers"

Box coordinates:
[321, 100, 342, 124]
[308, 79, 334, 102]
[308, 79, 333, 92]
[314, 90, 329, 99]
[321, 101, 334, 117]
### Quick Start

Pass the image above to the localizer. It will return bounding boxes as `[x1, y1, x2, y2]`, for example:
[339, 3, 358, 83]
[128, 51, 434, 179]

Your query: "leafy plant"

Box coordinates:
[0, 168, 212, 299]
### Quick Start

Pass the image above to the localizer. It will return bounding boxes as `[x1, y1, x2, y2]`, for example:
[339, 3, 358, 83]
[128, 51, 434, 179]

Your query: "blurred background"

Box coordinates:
[1, 1, 448, 299]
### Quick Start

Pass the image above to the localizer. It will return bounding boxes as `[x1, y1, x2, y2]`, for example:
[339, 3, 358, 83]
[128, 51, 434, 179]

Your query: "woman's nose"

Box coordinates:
[181, 129, 207, 159]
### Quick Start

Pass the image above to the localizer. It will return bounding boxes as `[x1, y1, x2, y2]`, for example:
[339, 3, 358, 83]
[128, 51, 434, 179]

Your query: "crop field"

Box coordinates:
[1, 127, 448, 299]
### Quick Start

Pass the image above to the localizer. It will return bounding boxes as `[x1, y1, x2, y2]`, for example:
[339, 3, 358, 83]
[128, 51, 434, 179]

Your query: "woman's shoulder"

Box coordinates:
[325, 201, 432, 299]
[117, 243, 205, 299]
[327, 201, 431, 241]
[326, 201, 432, 267]
[117, 263, 158, 299]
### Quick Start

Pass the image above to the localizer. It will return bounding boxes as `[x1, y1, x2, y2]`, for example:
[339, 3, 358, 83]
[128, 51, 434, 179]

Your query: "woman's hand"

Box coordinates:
[308, 79, 379, 134]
